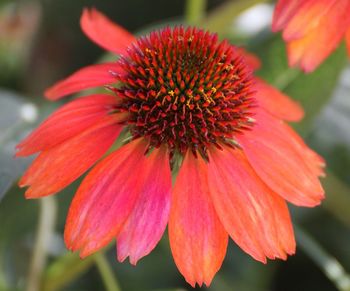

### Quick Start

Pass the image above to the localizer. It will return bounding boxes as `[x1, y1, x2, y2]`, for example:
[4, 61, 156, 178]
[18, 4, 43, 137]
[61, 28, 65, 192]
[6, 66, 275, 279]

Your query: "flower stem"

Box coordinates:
[26, 196, 57, 291]
[296, 226, 350, 291]
[94, 252, 122, 291]
[185, 0, 207, 25]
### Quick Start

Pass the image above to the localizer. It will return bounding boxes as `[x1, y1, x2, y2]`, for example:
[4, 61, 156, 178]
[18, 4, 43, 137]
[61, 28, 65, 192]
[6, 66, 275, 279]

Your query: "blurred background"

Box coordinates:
[0, 0, 350, 290]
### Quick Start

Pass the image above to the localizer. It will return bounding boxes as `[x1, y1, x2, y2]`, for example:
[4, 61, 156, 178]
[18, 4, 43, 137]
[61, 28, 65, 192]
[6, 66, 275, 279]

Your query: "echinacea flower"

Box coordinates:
[17, 8, 325, 287]
[272, 0, 350, 72]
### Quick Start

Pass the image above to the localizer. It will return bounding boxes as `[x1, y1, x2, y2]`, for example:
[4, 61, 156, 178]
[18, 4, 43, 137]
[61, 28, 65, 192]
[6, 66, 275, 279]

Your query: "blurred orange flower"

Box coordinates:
[17, 8, 325, 287]
[272, 0, 350, 72]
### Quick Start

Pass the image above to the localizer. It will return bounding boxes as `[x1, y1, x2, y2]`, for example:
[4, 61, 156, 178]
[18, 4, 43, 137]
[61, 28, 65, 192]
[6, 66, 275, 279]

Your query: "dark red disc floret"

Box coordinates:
[114, 26, 255, 158]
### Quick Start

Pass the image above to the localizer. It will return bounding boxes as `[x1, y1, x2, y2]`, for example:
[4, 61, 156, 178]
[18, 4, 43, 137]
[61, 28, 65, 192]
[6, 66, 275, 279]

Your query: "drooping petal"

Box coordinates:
[272, 0, 308, 32]
[169, 152, 228, 287]
[64, 139, 151, 257]
[254, 78, 304, 122]
[16, 94, 120, 156]
[44, 63, 124, 100]
[282, 123, 326, 177]
[80, 8, 135, 55]
[207, 146, 295, 263]
[237, 109, 325, 207]
[20, 116, 123, 198]
[116, 146, 172, 265]
[286, 0, 350, 72]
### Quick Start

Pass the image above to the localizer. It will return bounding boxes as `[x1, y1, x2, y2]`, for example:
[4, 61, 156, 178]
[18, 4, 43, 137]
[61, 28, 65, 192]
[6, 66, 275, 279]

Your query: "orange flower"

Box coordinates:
[17, 8, 325, 287]
[272, 0, 350, 72]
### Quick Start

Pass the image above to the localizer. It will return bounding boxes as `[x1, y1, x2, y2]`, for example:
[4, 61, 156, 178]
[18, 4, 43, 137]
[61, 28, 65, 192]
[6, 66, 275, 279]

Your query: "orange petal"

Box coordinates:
[44, 63, 124, 100]
[16, 94, 119, 156]
[237, 109, 325, 207]
[286, 0, 350, 72]
[116, 146, 172, 265]
[272, 0, 305, 32]
[20, 116, 123, 198]
[169, 152, 228, 287]
[254, 78, 304, 122]
[207, 146, 295, 262]
[282, 124, 326, 177]
[283, 0, 336, 40]
[80, 8, 135, 55]
[64, 139, 151, 257]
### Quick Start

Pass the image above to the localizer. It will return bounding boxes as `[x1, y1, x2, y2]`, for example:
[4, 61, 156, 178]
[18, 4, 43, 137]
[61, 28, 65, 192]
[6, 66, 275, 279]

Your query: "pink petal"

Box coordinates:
[272, 0, 307, 32]
[116, 146, 172, 265]
[80, 8, 135, 55]
[254, 78, 304, 122]
[16, 94, 120, 156]
[237, 109, 325, 207]
[44, 63, 124, 100]
[20, 116, 123, 198]
[207, 146, 296, 262]
[169, 152, 228, 287]
[64, 139, 152, 257]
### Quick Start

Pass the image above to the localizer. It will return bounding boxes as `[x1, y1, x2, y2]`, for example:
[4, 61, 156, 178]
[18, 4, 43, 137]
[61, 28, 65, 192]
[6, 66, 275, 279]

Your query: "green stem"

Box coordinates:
[26, 196, 57, 291]
[296, 226, 350, 291]
[94, 252, 121, 291]
[185, 0, 207, 25]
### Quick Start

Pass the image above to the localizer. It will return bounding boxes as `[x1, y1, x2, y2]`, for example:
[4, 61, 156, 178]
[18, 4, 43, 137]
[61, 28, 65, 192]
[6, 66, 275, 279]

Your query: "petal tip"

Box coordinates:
[18, 180, 27, 188]
[79, 7, 134, 55]
[116, 253, 127, 263]
[116, 251, 141, 266]
[79, 251, 88, 259]
[44, 86, 59, 100]
[129, 257, 139, 266]
[24, 188, 36, 199]
[79, 244, 98, 258]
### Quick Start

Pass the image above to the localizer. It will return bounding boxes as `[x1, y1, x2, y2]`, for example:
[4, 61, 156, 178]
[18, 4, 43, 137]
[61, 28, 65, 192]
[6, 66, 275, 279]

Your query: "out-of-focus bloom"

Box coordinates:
[272, 0, 350, 72]
[17, 8, 325, 287]
[0, 2, 40, 73]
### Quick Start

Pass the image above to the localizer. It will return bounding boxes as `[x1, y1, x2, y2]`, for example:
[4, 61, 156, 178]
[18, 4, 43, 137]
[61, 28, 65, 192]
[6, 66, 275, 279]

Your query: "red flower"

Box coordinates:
[17, 8, 325, 287]
[272, 0, 350, 72]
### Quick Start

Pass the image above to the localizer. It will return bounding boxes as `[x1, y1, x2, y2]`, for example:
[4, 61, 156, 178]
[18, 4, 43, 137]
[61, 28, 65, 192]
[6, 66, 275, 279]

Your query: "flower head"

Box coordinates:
[115, 27, 256, 158]
[272, 0, 350, 72]
[17, 8, 325, 287]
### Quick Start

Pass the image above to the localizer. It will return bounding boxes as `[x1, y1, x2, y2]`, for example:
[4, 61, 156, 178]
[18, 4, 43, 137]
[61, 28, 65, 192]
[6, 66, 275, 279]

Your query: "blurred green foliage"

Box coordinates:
[1, 0, 350, 291]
